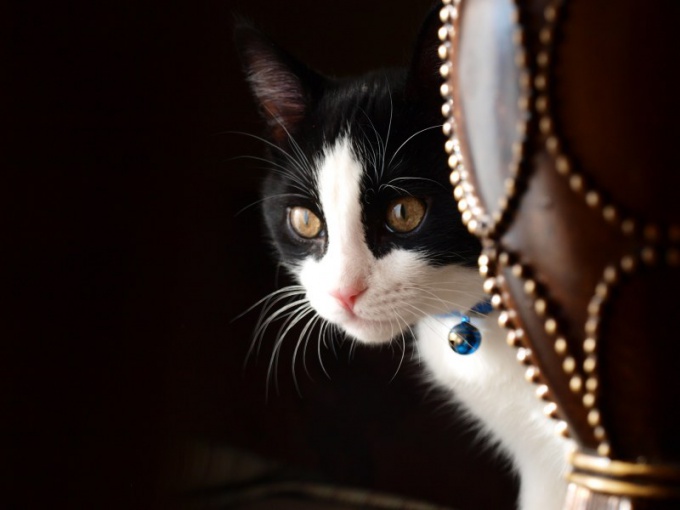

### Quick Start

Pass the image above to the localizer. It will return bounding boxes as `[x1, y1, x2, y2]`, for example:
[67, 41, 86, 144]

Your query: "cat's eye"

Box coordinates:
[289, 206, 323, 239]
[386, 197, 426, 233]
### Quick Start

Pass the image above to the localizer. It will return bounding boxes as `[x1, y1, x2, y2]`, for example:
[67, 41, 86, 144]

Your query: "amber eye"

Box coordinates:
[386, 197, 426, 233]
[289, 206, 323, 239]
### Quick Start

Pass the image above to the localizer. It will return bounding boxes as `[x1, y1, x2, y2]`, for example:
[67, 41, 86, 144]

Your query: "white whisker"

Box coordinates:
[387, 124, 442, 167]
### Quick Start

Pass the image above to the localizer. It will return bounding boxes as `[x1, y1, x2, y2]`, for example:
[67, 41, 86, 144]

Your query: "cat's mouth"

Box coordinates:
[337, 310, 413, 345]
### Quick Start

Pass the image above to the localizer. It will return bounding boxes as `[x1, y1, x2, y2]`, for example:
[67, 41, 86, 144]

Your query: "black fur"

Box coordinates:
[235, 10, 481, 270]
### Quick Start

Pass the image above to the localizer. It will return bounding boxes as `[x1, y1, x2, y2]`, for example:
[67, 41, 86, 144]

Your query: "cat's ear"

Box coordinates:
[405, 6, 445, 109]
[234, 22, 324, 144]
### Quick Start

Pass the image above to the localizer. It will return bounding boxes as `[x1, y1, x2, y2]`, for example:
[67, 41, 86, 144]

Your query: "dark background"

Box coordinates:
[3, 1, 515, 508]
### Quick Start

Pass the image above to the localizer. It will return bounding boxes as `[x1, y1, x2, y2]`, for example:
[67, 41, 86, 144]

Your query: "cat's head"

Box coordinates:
[236, 13, 482, 345]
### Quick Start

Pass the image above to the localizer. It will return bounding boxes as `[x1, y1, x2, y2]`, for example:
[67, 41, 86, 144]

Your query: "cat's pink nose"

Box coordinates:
[330, 286, 366, 312]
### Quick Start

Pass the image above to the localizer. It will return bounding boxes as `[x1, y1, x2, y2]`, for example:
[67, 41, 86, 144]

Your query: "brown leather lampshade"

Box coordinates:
[440, 0, 680, 507]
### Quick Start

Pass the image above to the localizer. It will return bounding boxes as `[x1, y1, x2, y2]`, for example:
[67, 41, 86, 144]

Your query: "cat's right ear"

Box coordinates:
[234, 22, 323, 145]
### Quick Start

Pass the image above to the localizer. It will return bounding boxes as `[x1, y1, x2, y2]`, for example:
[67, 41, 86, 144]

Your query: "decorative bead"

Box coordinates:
[511, 142, 523, 159]
[602, 205, 618, 223]
[569, 174, 584, 192]
[583, 393, 595, 408]
[536, 384, 550, 400]
[584, 356, 597, 373]
[562, 356, 576, 374]
[544, 402, 559, 418]
[586, 377, 598, 392]
[534, 74, 547, 91]
[534, 299, 547, 316]
[585, 191, 601, 208]
[642, 246, 657, 265]
[439, 62, 451, 78]
[539, 116, 552, 134]
[442, 122, 452, 136]
[544, 318, 557, 335]
[595, 282, 609, 299]
[509, 21, 523, 41]
[440, 82, 450, 98]
[620, 255, 636, 273]
[594, 426, 606, 440]
[525, 366, 541, 382]
[546, 136, 559, 154]
[497, 196, 509, 211]
[524, 279, 537, 295]
[588, 409, 601, 426]
[585, 317, 599, 335]
[598, 442, 611, 458]
[555, 155, 570, 176]
[449, 154, 461, 170]
[539, 28, 552, 44]
[544, 4, 557, 21]
[441, 101, 452, 117]
[554, 337, 567, 355]
[570, 376, 583, 393]
[437, 25, 450, 42]
[491, 293, 503, 309]
[536, 95, 548, 113]
[512, 264, 524, 277]
[505, 177, 516, 195]
[517, 348, 532, 364]
[498, 252, 511, 266]
[507, 329, 524, 347]
[498, 311, 514, 328]
[518, 96, 530, 112]
[603, 265, 618, 284]
[448, 318, 482, 355]
[555, 421, 570, 438]
[583, 337, 596, 354]
[587, 298, 602, 316]
[449, 171, 460, 187]
[482, 277, 496, 293]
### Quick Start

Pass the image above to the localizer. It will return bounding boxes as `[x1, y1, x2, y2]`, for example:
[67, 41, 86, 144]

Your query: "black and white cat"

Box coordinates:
[236, 10, 569, 510]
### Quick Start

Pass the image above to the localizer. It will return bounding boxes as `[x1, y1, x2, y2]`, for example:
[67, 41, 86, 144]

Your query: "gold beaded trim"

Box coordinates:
[481, 247, 576, 439]
[440, 0, 570, 438]
[535, 0, 680, 459]
[442, 0, 680, 500]
[536, 1, 680, 244]
[439, 0, 531, 239]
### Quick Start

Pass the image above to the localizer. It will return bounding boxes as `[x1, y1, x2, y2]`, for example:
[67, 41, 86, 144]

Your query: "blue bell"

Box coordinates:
[448, 316, 482, 355]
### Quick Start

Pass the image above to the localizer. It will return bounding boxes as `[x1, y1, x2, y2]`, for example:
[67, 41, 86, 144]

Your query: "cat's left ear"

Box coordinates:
[405, 6, 445, 109]
[235, 22, 325, 144]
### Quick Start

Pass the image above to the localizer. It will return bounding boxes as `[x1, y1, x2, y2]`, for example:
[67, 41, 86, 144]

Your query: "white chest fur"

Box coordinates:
[416, 313, 571, 510]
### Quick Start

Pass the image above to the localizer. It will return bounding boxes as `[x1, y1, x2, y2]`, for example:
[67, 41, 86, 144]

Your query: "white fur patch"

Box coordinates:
[297, 137, 483, 344]
[417, 316, 571, 510]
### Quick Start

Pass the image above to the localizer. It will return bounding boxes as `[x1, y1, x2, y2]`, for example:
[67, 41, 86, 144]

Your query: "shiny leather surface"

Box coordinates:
[450, 0, 680, 471]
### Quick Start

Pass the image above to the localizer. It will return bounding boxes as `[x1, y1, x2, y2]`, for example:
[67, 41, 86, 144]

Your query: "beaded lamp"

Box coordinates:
[439, 0, 680, 507]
